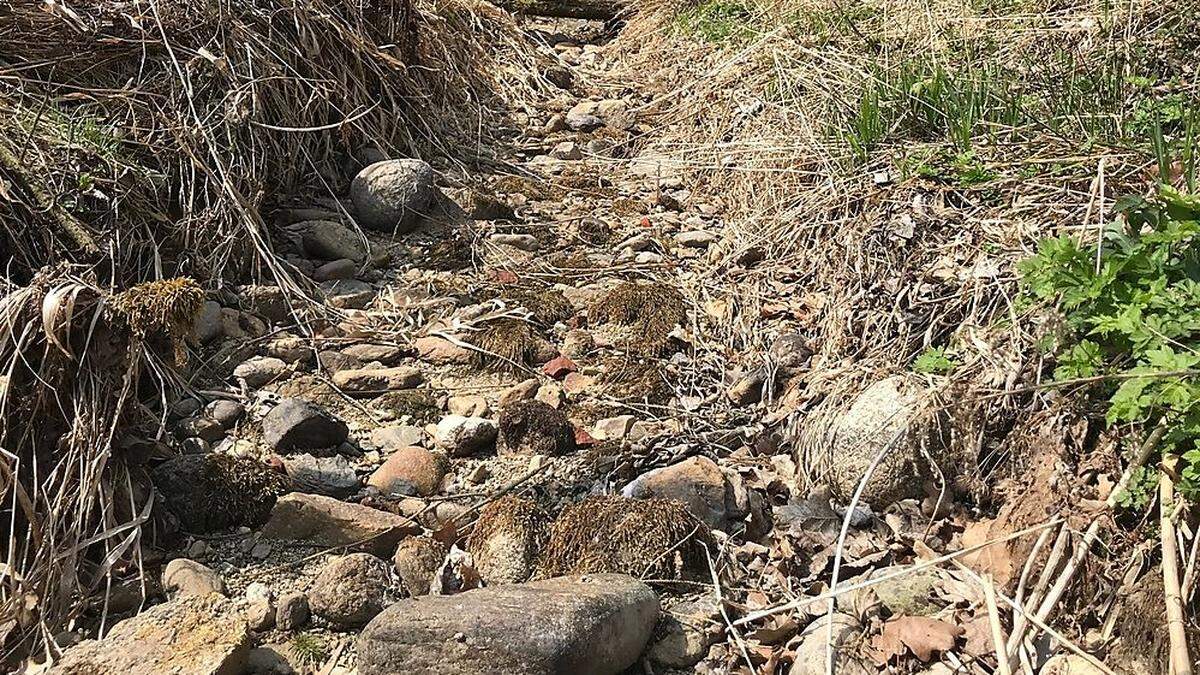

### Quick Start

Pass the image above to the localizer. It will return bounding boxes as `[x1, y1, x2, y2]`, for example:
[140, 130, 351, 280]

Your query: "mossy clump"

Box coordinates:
[108, 277, 205, 364]
[151, 454, 290, 533]
[510, 288, 574, 326]
[498, 400, 575, 456]
[535, 495, 710, 581]
[468, 495, 551, 585]
[372, 389, 441, 424]
[600, 355, 675, 404]
[470, 318, 539, 371]
[591, 282, 687, 355]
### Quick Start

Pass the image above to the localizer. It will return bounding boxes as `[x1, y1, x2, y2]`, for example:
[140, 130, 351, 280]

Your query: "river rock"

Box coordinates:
[392, 537, 447, 597]
[309, 553, 394, 629]
[233, 356, 289, 388]
[261, 398, 348, 452]
[357, 574, 658, 675]
[282, 453, 360, 498]
[332, 366, 423, 394]
[622, 456, 769, 538]
[435, 415, 498, 457]
[162, 558, 226, 598]
[367, 446, 447, 497]
[300, 220, 368, 262]
[823, 375, 949, 507]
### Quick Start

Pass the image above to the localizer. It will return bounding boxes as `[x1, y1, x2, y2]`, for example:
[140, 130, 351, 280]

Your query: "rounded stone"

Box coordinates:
[351, 159, 436, 232]
[392, 537, 447, 597]
[308, 553, 393, 629]
[367, 446, 448, 497]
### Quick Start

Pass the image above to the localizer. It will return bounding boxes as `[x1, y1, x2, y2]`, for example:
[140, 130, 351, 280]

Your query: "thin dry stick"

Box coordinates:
[942, 552, 1115, 675]
[734, 518, 1062, 626]
[1161, 468, 1193, 675]
[983, 573, 1013, 675]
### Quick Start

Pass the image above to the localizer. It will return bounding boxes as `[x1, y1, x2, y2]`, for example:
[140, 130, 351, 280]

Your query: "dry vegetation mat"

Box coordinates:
[0, 0, 547, 656]
[604, 0, 1200, 670]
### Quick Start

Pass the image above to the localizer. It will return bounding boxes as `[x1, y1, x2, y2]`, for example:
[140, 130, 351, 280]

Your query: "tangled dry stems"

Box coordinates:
[0, 0, 550, 656]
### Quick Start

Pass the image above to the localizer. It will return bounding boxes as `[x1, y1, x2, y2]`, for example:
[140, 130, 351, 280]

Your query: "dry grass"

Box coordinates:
[0, 0, 552, 658]
[613, 0, 1199, 475]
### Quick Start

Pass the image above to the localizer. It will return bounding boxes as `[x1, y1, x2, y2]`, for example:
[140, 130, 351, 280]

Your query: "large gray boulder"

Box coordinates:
[261, 398, 348, 452]
[351, 159, 436, 232]
[357, 574, 658, 675]
[50, 595, 249, 675]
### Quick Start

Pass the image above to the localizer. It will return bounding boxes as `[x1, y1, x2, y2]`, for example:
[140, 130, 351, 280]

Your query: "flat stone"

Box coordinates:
[490, 233, 540, 251]
[549, 141, 583, 160]
[542, 355, 577, 379]
[332, 366, 423, 394]
[321, 279, 376, 309]
[413, 336, 473, 365]
[342, 343, 407, 365]
[313, 258, 358, 281]
[590, 415, 636, 441]
[370, 424, 426, 450]
[49, 595, 248, 675]
[282, 453, 361, 499]
[233, 356, 289, 388]
[566, 101, 605, 131]
[300, 220, 368, 262]
[499, 378, 540, 408]
[674, 230, 716, 248]
[448, 394, 490, 417]
[260, 493, 420, 556]
[357, 574, 658, 675]
[262, 336, 313, 365]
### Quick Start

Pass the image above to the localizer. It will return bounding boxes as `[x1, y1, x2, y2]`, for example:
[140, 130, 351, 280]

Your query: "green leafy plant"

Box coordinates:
[675, 1, 755, 43]
[913, 346, 958, 375]
[1019, 186, 1200, 496]
[1114, 464, 1158, 510]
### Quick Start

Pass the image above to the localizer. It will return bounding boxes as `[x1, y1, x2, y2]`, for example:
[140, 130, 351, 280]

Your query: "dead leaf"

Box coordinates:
[870, 616, 964, 664]
[958, 613, 994, 658]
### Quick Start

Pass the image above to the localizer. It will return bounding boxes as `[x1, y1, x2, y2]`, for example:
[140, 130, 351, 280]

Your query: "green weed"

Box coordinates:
[291, 633, 330, 667]
[1019, 186, 1200, 497]
[913, 346, 958, 375]
[675, 1, 755, 43]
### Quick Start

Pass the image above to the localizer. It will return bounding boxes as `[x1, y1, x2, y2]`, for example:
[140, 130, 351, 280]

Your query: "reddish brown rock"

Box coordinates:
[367, 446, 448, 497]
[542, 355, 577, 379]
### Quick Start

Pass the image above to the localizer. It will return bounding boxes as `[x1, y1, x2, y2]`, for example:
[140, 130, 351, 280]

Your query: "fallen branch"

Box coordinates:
[1161, 466, 1193, 675]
